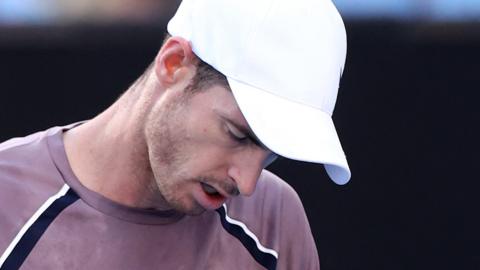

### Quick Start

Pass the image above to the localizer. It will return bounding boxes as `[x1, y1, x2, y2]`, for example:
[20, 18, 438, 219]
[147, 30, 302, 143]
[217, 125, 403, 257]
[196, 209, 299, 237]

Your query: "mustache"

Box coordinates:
[197, 176, 240, 197]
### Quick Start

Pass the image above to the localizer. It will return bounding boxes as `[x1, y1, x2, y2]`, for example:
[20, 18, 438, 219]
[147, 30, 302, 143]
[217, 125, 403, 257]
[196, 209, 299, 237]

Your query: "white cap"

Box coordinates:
[168, 0, 351, 184]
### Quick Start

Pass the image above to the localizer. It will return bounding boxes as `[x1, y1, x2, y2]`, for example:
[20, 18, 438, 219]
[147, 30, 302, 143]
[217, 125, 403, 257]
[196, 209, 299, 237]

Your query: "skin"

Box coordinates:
[63, 37, 274, 215]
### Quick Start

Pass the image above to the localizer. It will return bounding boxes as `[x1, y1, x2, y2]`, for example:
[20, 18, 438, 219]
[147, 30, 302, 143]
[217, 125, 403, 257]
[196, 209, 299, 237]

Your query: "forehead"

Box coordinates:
[192, 84, 250, 127]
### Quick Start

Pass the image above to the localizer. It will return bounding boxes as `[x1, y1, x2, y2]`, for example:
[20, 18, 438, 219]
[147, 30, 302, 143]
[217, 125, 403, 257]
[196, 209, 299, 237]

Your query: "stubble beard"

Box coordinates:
[144, 97, 206, 215]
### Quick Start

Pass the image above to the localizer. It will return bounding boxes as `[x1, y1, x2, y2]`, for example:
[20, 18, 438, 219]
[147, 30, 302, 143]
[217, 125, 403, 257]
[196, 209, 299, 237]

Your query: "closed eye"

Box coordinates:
[220, 116, 264, 147]
[225, 122, 248, 142]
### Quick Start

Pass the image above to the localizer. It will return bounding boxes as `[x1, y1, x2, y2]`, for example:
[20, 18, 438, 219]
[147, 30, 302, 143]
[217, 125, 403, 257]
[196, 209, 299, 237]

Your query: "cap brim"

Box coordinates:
[228, 77, 351, 185]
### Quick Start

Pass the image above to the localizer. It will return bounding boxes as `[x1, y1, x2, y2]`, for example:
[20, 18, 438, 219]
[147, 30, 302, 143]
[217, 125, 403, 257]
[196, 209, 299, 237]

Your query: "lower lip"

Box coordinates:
[193, 184, 226, 210]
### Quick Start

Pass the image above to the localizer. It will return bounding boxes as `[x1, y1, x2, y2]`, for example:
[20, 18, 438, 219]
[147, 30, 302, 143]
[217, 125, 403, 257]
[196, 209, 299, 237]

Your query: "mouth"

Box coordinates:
[200, 182, 225, 198]
[195, 182, 229, 210]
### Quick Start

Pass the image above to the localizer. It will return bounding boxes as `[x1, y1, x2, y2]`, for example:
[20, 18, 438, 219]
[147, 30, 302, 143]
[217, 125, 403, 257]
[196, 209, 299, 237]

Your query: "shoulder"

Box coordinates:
[0, 129, 50, 172]
[256, 169, 302, 203]
[0, 126, 66, 157]
[0, 127, 62, 171]
[225, 170, 319, 269]
[255, 170, 310, 229]
[0, 126, 65, 193]
[239, 169, 305, 216]
[227, 168, 304, 216]
[0, 130, 47, 153]
[225, 169, 308, 242]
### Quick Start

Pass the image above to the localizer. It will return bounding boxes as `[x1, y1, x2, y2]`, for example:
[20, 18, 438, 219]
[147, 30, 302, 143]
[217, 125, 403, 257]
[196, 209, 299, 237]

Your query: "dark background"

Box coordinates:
[1, 20, 479, 269]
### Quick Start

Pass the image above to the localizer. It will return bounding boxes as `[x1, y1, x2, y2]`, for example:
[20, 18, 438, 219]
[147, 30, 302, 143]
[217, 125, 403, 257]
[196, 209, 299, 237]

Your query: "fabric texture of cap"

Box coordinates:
[167, 0, 351, 184]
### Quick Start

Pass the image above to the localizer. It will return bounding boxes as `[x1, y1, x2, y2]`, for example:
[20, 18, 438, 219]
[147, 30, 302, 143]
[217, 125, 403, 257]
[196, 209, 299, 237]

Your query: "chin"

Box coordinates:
[185, 207, 206, 216]
[169, 199, 206, 216]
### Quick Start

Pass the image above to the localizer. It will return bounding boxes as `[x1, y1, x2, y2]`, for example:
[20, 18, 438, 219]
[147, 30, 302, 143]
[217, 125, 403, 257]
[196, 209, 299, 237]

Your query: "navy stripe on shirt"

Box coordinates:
[216, 205, 278, 270]
[0, 187, 79, 270]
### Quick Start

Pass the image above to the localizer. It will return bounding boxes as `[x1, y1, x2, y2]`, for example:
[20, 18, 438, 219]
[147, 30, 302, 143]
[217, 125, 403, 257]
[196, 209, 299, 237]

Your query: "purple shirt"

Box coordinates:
[0, 125, 319, 269]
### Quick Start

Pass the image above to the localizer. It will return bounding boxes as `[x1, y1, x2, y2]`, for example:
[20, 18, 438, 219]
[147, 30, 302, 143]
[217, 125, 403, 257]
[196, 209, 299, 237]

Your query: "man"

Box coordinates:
[0, 0, 350, 269]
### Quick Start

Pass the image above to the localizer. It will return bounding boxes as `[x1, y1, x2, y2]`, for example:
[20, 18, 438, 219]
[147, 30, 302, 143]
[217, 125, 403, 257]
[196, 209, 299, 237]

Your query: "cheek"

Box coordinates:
[177, 133, 232, 172]
[192, 148, 232, 176]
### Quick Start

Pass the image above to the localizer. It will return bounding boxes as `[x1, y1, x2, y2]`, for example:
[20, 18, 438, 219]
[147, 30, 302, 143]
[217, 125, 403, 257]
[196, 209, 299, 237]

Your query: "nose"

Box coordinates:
[227, 147, 272, 196]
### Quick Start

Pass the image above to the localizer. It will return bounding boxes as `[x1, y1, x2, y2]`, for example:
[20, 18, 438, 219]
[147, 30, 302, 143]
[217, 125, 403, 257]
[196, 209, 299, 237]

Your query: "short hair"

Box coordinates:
[162, 33, 229, 93]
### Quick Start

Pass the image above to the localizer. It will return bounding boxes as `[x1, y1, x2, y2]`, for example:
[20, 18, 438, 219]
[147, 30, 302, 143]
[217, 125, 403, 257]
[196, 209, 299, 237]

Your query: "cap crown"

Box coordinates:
[168, 0, 347, 115]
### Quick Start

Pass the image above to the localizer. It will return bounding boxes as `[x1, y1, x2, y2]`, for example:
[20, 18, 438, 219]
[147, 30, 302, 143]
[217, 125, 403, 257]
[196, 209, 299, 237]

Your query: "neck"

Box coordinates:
[63, 80, 170, 210]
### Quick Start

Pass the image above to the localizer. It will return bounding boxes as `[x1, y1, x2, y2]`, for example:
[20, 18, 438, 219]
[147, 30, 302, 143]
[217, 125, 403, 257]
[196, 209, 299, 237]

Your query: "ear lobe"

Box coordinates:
[154, 36, 196, 86]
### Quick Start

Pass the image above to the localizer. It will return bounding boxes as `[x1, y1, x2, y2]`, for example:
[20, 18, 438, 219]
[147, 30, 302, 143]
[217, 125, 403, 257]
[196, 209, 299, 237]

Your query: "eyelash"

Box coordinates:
[227, 130, 249, 144]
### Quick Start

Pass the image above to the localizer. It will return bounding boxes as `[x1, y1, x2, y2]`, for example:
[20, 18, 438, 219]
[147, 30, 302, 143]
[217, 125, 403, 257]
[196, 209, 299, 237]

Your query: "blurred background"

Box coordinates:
[0, 1, 478, 269]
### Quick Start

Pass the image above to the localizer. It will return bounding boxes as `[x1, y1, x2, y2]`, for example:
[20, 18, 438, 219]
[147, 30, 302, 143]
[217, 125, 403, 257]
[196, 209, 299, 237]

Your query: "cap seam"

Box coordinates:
[233, 0, 277, 78]
[244, 0, 277, 54]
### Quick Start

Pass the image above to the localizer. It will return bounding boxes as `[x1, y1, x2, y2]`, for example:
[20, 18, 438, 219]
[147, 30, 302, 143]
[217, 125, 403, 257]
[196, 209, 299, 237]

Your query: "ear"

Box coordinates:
[154, 36, 196, 87]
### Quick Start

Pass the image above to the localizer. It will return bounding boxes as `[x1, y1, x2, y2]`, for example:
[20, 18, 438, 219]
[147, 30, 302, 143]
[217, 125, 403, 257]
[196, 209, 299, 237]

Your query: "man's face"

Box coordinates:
[144, 84, 275, 215]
